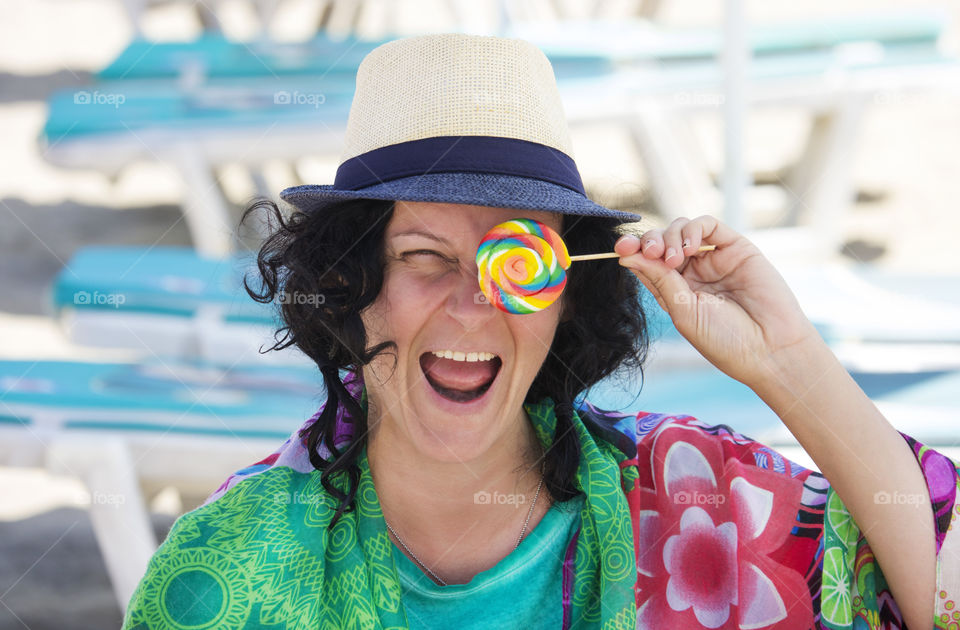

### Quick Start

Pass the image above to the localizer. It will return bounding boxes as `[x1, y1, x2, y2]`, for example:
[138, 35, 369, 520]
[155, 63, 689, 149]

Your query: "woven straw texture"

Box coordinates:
[340, 33, 574, 161]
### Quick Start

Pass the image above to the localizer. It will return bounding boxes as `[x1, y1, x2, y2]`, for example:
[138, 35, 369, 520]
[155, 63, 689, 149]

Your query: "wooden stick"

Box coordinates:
[569, 245, 716, 262]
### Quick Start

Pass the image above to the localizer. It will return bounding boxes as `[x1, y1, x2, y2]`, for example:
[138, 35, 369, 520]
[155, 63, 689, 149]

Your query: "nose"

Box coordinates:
[444, 263, 497, 330]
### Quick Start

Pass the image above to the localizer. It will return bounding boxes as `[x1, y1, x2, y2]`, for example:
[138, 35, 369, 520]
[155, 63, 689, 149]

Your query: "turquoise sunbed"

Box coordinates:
[98, 9, 945, 81]
[587, 363, 960, 443]
[40, 34, 956, 155]
[0, 357, 324, 609]
[48, 6, 953, 144]
[47, 245, 686, 365]
[509, 9, 946, 62]
[42, 75, 356, 143]
[40, 9, 958, 258]
[99, 33, 379, 80]
[52, 245, 270, 324]
[51, 246, 960, 372]
[98, 31, 613, 82]
[50, 246, 315, 366]
[0, 358, 322, 439]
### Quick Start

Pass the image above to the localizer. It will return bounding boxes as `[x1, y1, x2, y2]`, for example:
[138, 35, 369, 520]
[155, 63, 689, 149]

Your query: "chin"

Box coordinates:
[408, 374, 513, 463]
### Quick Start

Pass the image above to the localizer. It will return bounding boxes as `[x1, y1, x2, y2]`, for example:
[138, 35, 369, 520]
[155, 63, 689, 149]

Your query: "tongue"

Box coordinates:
[421, 354, 498, 391]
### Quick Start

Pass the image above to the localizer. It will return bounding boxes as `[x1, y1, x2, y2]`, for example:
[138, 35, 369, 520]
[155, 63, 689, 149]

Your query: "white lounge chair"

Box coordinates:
[50, 246, 313, 367]
[40, 10, 958, 255]
[0, 357, 324, 608]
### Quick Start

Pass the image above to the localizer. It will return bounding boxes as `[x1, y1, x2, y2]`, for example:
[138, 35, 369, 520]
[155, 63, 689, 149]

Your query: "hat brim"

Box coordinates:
[279, 173, 639, 221]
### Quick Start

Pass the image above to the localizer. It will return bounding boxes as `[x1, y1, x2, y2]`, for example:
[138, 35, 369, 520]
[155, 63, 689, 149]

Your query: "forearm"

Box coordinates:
[751, 339, 936, 629]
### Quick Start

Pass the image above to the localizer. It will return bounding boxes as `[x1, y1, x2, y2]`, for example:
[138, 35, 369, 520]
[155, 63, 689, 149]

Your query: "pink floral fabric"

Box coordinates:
[618, 412, 960, 629]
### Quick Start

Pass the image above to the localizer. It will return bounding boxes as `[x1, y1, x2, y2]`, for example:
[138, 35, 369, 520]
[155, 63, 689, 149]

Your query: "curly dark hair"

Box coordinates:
[241, 197, 649, 528]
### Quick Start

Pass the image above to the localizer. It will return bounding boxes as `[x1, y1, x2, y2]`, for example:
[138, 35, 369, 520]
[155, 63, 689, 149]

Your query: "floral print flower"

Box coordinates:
[633, 418, 815, 629]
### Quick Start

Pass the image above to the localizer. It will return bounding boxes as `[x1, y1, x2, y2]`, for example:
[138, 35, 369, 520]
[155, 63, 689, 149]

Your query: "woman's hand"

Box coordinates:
[614, 215, 822, 390]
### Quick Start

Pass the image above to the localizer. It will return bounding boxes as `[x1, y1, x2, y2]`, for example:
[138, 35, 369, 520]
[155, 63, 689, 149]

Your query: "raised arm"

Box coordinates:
[615, 215, 950, 628]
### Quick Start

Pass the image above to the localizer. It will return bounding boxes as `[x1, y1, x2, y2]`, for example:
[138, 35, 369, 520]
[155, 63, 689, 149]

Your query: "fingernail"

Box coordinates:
[644, 239, 656, 250]
[665, 247, 677, 260]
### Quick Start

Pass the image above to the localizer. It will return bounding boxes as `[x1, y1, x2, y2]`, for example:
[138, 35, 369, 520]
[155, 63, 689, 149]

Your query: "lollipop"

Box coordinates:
[476, 219, 570, 314]
[476, 218, 715, 314]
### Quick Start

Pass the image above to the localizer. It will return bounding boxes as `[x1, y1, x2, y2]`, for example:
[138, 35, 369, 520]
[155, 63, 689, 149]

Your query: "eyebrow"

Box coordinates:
[390, 230, 452, 246]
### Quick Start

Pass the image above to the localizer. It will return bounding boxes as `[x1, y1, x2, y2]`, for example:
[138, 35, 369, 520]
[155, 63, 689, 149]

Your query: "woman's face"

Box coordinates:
[361, 201, 564, 463]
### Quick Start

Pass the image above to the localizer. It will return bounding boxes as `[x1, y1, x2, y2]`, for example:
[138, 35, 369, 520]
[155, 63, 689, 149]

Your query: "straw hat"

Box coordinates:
[279, 33, 637, 221]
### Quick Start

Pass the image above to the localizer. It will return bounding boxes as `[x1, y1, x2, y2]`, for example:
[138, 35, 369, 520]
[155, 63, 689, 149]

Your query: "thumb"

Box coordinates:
[618, 251, 696, 329]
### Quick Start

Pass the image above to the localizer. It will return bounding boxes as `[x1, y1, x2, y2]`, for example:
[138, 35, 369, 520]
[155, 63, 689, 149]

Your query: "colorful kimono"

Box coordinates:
[589, 402, 960, 628]
[123, 371, 960, 629]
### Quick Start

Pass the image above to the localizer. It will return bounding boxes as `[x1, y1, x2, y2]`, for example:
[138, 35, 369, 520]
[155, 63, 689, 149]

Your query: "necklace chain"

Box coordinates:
[384, 464, 546, 587]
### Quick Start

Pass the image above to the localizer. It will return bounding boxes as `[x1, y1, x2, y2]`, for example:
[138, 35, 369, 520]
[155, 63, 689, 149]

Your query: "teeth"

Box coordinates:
[431, 350, 497, 362]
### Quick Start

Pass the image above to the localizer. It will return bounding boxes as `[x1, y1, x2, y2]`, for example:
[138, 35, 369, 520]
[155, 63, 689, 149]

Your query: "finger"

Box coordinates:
[619, 248, 696, 327]
[619, 247, 666, 302]
[613, 234, 642, 257]
[629, 265, 666, 305]
[637, 229, 664, 259]
[680, 220, 704, 257]
[662, 217, 689, 269]
[690, 214, 741, 249]
[631, 270, 667, 312]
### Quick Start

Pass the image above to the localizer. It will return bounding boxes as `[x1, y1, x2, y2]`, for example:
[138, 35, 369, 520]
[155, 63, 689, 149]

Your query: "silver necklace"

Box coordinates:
[384, 465, 546, 587]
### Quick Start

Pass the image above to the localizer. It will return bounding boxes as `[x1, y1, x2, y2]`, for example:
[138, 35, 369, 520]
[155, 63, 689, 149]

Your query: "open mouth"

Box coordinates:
[419, 351, 503, 403]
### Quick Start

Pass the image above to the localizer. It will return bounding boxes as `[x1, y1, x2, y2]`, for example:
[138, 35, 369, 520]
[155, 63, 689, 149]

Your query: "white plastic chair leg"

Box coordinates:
[782, 95, 868, 253]
[173, 144, 235, 257]
[628, 104, 719, 220]
[46, 437, 157, 611]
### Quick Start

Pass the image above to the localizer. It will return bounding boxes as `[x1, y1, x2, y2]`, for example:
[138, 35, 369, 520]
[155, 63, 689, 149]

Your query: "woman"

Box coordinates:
[123, 34, 958, 629]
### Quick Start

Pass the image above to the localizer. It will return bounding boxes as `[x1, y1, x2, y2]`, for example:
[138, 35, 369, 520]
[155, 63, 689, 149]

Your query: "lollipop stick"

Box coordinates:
[568, 252, 620, 261]
[569, 245, 715, 262]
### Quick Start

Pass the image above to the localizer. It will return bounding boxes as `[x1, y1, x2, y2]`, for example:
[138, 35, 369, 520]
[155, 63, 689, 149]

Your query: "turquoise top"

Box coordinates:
[393, 494, 585, 629]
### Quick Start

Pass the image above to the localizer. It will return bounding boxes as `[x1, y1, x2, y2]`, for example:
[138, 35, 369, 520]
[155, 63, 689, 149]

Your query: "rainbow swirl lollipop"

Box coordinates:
[476, 218, 571, 314]
[477, 218, 719, 314]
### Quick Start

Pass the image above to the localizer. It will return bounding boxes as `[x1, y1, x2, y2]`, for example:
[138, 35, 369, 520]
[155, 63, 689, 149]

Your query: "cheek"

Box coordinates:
[509, 306, 562, 358]
[365, 270, 451, 342]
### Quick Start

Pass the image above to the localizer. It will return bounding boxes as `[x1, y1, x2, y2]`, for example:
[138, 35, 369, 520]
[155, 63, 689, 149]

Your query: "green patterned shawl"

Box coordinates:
[123, 389, 638, 629]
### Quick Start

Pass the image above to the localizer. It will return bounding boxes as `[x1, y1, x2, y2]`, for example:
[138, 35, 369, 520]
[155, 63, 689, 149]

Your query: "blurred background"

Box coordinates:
[1, 0, 959, 627]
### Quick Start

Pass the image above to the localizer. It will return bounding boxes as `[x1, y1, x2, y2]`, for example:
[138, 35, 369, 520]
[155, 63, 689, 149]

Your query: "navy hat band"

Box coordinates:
[333, 136, 586, 195]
